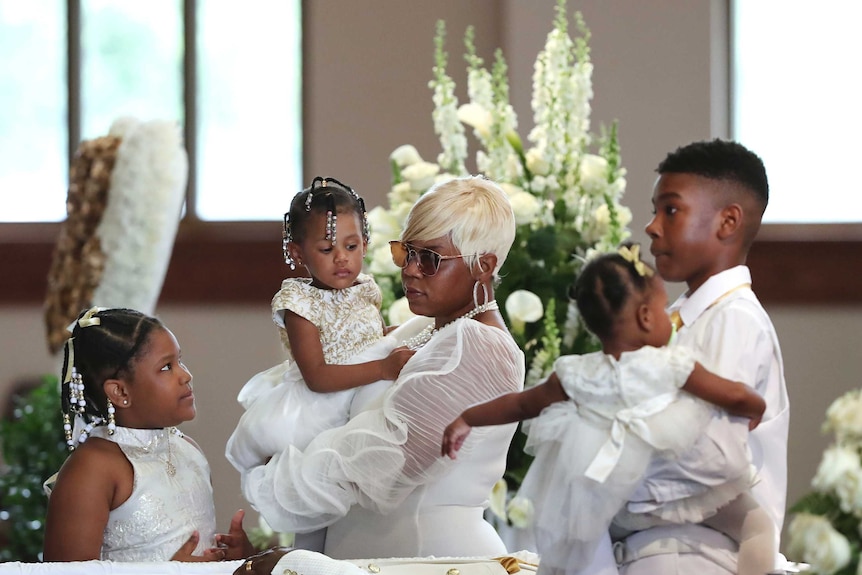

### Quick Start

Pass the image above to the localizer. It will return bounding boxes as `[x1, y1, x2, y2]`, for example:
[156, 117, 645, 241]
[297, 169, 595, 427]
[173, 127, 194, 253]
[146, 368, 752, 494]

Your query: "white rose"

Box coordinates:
[488, 478, 508, 522]
[368, 244, 400, 276]
[824, 389, 862, 441]
[387, 297, 416, 325]
[401, 161, 440, 192]
[787, 513, 851, 574]
[812, 445, 860, 494]
[498, 182, 522, 198]
[835, 465, 862, 515]
[525, 148, 550, 176]
[390, 144, 423, 168]
[506, 496, 535, 529]
[457, 103, 492, 140]
[530, 175, 547, 194]
[508, 191, 541, 226]
[579, 154, 609, 195]
[366, 206, 400, 241]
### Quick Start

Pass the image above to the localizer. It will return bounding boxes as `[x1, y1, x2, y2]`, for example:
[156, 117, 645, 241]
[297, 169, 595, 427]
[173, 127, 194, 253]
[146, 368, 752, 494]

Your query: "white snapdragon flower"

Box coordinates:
[509, 192, 541, 226]
[388, 181, 417, 208]
[824, 389, 862, 442]
[506, 290, 544, 335]
[387, 296, 417, 325]
[390, 144, 423, 168]
[506, 496, 535, 529]
[616, 204, 633, 228]
[458, 102, 493, 141]
[401, 161, 440, 192]
[525, 147, 550, 176]
[579, 154, 609, 196]
[787, 513, 851, 575]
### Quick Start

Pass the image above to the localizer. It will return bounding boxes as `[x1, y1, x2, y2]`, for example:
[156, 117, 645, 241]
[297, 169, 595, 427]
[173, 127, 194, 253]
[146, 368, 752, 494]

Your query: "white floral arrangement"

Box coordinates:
[786, 389, 862, 574]
[44, 117, 187, 353]
[366, 0, 632, 501]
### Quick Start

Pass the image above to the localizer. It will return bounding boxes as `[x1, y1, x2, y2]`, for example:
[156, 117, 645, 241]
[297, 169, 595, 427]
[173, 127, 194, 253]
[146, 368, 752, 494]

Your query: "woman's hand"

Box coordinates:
[215, 509, 257, 560]
[171, 531, 225, 562]
[441, 415, 472, 459]
[233, 547, 293, 575]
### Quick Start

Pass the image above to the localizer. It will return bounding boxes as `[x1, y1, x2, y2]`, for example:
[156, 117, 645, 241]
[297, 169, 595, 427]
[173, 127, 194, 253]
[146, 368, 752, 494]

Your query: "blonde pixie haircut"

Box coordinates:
[400, 175, 516, 277]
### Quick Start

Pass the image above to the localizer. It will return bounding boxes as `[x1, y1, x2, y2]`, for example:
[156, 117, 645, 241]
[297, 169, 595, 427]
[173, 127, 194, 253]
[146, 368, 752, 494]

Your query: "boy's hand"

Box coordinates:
[215, 509, 256, 560]
[380, 346, 416, 380]
[171, 531, 225, 562]
[441, 416, 472, 459]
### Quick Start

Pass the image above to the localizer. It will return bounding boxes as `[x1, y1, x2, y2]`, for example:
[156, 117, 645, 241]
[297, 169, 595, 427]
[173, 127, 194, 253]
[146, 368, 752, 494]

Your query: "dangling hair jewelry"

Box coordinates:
[282, 212, 295, 270]
[282, 176, 371, 269]
[61, 307, 111, 451]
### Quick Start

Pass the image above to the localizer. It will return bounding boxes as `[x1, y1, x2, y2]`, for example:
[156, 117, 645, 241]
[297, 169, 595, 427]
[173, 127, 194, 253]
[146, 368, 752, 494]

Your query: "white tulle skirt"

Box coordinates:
[518, 396, 718, 572]
[225, 334, 399, 473]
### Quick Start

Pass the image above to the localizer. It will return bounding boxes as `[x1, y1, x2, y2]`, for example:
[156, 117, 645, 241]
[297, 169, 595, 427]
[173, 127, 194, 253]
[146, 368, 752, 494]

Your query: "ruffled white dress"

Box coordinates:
[93, 426, 217, 561]
[226, 274, 393, 472]
[518, 346, 721, 574]
[240, 317, 526, 559]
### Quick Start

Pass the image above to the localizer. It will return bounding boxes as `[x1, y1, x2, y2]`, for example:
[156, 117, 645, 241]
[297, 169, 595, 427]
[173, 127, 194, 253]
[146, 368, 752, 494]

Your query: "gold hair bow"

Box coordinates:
[74, 306, 106, 330]
[617, 245, 653, 277]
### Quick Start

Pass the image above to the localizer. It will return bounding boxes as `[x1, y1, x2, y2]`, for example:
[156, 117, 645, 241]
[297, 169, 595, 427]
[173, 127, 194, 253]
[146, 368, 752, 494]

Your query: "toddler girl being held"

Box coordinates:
[442, 245, 773, 575]
[43, 307, 253, 562]
[226, 177, 414, 474]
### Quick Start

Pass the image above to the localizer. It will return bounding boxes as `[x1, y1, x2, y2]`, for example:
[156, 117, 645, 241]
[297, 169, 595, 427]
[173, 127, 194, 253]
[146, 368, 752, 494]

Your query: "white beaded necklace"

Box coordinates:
[402, 300, 499, 350]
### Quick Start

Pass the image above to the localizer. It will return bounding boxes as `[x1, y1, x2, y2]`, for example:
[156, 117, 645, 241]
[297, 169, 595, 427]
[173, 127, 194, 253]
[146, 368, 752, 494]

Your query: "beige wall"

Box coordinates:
[2, 0, 859, 549]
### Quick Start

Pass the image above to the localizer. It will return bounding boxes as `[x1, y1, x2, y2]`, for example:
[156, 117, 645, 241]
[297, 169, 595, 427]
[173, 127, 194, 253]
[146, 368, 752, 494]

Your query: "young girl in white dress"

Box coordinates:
[225, 177, 414, 474]
[43, 307, 254, 562]
[442, 245, 775, 575]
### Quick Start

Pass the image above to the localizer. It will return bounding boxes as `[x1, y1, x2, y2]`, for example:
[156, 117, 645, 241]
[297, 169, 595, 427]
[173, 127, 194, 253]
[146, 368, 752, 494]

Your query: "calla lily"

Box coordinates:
[457, 103, 492, 140]
[488, 478, 509, 522]
[505, 290, 544, 335]
[506, 496, 535, 528]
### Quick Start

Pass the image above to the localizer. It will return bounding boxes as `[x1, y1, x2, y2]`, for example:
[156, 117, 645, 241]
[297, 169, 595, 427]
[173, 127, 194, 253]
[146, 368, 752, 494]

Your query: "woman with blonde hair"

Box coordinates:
[234, 176, 526, 566]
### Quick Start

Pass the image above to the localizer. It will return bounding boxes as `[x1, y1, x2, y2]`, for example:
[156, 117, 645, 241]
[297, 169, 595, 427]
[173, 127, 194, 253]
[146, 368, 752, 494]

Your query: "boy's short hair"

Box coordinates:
[657, 139, 769, 215]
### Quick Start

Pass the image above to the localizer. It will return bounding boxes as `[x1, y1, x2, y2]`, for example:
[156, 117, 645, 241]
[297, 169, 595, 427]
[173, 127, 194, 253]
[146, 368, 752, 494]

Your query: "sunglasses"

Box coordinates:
[389, 241, 471, 276]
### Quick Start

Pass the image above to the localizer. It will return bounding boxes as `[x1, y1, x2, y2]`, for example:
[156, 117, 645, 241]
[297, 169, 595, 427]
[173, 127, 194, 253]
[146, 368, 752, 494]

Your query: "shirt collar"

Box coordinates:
[670, 265, 752, 326]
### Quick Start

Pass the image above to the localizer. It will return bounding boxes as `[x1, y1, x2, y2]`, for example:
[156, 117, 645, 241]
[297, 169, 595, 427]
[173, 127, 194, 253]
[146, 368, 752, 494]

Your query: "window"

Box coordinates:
[732, 1, 862, 224]
[0, 0, 301, 223]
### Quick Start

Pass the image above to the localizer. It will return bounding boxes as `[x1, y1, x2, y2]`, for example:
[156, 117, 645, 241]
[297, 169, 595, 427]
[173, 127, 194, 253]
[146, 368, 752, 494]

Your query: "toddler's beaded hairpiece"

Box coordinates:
[617, 244, 653, 278]
[62, 306, 116, 451]
[282, 176, 370, 269]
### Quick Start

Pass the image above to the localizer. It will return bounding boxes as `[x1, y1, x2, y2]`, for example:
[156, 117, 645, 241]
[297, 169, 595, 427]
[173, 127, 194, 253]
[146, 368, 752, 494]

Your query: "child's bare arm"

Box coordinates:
[682, 362, 766, 429]
[286, 310, 413, 392]
[442, 373, 568, 458]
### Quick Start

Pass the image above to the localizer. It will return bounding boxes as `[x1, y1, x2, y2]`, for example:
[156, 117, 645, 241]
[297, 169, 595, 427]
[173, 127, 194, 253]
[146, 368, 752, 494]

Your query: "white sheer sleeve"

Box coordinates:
[241, 320, 525, 533]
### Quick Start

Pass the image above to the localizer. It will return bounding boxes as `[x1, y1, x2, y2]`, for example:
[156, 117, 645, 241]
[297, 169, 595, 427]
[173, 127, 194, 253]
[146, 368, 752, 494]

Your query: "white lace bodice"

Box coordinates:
[91, 426, 217, 561]
[271, 273, 383, 364]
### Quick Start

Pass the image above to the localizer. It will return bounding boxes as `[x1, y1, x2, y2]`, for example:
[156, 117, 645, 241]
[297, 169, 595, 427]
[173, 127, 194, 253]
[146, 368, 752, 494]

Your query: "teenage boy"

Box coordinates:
[615, 139, 789, 574]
